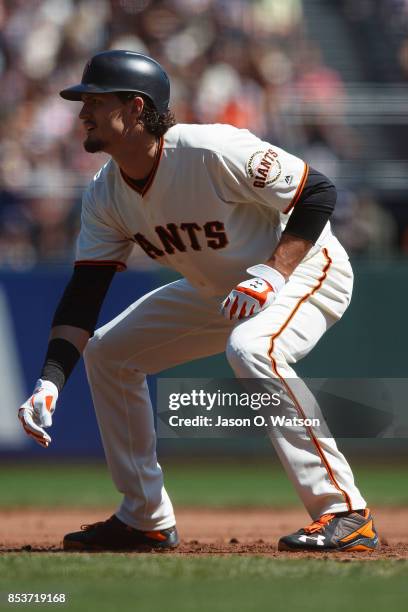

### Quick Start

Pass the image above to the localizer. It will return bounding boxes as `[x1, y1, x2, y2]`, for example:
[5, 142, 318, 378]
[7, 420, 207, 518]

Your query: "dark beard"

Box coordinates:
[83, 136, 105, 153]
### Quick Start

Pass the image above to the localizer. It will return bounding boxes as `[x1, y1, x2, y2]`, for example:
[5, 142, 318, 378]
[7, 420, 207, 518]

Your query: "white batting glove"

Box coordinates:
[221, 264, 286, 320]
[18, 379, 58, 448]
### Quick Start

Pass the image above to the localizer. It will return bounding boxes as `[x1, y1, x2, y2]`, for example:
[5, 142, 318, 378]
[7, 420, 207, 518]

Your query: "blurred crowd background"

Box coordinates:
[0, 0, 408, 270]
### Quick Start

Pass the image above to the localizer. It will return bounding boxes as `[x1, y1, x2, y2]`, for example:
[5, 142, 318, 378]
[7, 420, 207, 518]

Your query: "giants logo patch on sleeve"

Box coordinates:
[246, 148, 281, 188]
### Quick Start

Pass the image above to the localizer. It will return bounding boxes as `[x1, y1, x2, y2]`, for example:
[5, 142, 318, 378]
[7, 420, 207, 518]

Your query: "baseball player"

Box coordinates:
[18, 50, 379, 552]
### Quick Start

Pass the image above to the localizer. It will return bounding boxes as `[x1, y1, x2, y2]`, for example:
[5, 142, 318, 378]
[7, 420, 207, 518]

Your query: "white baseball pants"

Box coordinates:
[84, 236, 366, 529]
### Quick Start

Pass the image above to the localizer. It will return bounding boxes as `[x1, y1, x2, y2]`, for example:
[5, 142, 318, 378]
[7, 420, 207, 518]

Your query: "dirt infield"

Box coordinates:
[1, 507, 407, 558]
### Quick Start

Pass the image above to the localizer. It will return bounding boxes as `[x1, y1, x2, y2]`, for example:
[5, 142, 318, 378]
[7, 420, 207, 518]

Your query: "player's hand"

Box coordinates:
[221, 264, 286, 320]
[18, 379, 58, 448]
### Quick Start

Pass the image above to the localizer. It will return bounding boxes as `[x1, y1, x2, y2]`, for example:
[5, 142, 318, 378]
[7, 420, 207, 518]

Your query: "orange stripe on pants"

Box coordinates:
[267, 248, 352, 512]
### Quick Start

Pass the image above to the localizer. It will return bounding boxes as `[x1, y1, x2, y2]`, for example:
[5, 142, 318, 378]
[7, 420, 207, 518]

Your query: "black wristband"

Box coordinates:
[40, 338, 81, 392]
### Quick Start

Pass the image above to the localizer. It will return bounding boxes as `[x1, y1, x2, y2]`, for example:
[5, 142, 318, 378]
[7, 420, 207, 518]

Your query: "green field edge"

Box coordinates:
[1, 555, 407, 612]
[1, 462, 408, 508]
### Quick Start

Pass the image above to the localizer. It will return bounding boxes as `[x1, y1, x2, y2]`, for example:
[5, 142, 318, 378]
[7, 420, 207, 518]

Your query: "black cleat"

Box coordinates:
[63, 515, 179, 551]
[278, 508, 379, 552]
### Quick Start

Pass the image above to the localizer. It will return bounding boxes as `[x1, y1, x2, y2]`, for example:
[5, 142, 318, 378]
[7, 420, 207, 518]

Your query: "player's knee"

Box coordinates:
[269, 340, 295, 366]
[83, 330, 147, 375]
[226, 328, 257, 372]
[226, 325, 291, 375]
[83, 333, 103, 365]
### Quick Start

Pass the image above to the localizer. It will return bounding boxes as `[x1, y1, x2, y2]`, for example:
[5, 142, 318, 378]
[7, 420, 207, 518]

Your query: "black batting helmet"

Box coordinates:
[60, 50, 170, 114]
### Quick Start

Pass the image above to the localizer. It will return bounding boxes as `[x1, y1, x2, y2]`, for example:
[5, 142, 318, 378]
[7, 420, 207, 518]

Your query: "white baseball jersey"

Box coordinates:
[76, 123, 331, 295]
[77, 123, 364, 531]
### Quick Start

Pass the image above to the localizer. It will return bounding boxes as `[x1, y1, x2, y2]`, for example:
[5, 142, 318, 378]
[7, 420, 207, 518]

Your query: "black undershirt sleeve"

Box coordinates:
[52, 264, 116, 332]
[40, 264, 116, 391]
[283, 167, 336, 244]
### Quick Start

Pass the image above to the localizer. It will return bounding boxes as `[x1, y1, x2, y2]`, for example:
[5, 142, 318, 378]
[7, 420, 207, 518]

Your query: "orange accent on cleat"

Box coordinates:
[343, 544, 377, 552]
[143, 531, 168, 541]
[340, 519, 376, 542]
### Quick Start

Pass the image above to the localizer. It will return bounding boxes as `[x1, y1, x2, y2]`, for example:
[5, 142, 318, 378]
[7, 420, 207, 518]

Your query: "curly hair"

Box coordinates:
[116, 92, 176, 137]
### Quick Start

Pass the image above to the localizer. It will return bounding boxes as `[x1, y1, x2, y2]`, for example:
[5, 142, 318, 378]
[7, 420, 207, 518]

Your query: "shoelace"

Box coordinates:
[81, 522, 104, 531]
[80, 516, 116, 532]
[303, 513, 336, 534]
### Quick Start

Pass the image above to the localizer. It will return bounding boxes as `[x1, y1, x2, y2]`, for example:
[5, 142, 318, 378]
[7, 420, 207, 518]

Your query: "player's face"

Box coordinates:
[79, 93, 131, 153]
